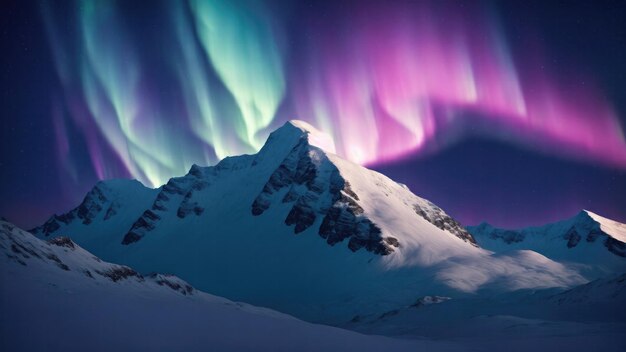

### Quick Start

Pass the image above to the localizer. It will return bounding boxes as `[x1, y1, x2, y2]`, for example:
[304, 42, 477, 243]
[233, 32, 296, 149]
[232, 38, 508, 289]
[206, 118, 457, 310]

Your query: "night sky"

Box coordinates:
[1, 0, 625, 229]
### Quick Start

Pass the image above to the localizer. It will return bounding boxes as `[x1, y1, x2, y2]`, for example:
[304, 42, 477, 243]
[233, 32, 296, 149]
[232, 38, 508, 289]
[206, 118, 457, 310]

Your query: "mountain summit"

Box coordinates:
[31, 120, 617, 322]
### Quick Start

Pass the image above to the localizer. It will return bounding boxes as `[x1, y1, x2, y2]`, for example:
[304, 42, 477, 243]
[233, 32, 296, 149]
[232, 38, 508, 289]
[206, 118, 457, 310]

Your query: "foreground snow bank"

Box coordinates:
[0, 220, 460, 352]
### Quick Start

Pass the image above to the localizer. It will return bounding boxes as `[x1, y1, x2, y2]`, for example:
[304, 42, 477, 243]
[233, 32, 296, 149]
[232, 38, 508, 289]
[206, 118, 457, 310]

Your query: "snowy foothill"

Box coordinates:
[0, 220, 461, 352]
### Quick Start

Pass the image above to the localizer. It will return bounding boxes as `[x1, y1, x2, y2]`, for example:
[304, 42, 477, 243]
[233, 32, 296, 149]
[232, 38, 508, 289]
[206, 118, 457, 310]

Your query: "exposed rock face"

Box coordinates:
[119, 156, 259, 245]
[564, 227, 581, 248]
[606, 237, 626, 257]
[96, 266, 143, 282]
[31, 181, 142, 237]
[104, 202, 119, 220]
[413, 203, 477, 246]
[2, 222, 69, 270]
[411, 295, 451, 308]
[47, 236, 76, 249]
[150, 273, 195, 295]
[121, 166, 211, 244]
[76, 186, 109, 225]
[586, 228, 603, 243]
[121, 210, 161, 245]
[33, 211, 76, 237]
[34, 217, 61, 237]
[252, 137, 400, 255]
[319, 179, 397, 255]
[35, 184, 110, 234]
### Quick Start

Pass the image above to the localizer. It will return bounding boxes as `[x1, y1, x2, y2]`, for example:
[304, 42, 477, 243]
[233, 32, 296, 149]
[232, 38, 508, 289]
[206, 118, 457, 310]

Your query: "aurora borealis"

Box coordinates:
[42, 0, 290, 188]
[2, 0, 626, 228]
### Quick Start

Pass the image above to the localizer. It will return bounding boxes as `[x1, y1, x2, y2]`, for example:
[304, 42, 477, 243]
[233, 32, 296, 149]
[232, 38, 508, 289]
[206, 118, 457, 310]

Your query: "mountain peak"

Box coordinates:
[276, 120, 337, 154]
[582, 210, 626, 244]
[251, 120, 337, 171]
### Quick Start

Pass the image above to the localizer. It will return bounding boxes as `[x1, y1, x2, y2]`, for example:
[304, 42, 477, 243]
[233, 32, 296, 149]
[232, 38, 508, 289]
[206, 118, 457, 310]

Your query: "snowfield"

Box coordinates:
[0, 220, 461, 352]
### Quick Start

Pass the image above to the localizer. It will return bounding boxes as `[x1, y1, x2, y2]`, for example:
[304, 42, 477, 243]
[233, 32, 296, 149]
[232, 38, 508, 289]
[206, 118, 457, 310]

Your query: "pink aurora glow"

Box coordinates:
[293, 2, 626, 167]
[42, 0, 626, 193]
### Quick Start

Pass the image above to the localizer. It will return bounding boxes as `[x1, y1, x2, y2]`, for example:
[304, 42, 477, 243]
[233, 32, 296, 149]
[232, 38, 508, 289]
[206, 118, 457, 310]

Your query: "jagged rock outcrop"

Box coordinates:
[411, 295, 451, 308]
[96, 266, 143, 282]
[121, 168, 210, 244]
[121, 210, 161, 244]
[251, 136, 400, 255]
[47, 236, 76, 249]
[606, 237, 626, 257]
[413, 203, 477, 246]
[564, 227, 582, 248]
[31, 179, 155, 238]
[150, 273, 195, 295]
[33, 184, 109, 237]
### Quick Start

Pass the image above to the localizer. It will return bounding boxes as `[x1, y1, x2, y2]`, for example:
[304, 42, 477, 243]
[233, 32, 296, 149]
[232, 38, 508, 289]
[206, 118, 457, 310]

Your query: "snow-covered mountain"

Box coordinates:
[467, 210, 626, 276]
[0, 220, 462, 352]
[30, 121, 617, 322]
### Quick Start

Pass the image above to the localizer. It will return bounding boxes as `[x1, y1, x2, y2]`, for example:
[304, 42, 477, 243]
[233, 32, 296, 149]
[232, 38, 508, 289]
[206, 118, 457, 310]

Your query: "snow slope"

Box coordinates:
[31, 120, 594, 323]
[468, 210, 626, 277]
[346, 274, 626, 352]
[0, 220, 462, 352]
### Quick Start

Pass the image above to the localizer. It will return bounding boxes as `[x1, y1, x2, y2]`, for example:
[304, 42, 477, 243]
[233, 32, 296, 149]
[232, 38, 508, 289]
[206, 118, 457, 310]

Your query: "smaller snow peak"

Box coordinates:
[468, 210, 626, 259]
[582, 209, 611, 224]
[583, 210, 626, 244]
[571, 209, 595, 222]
